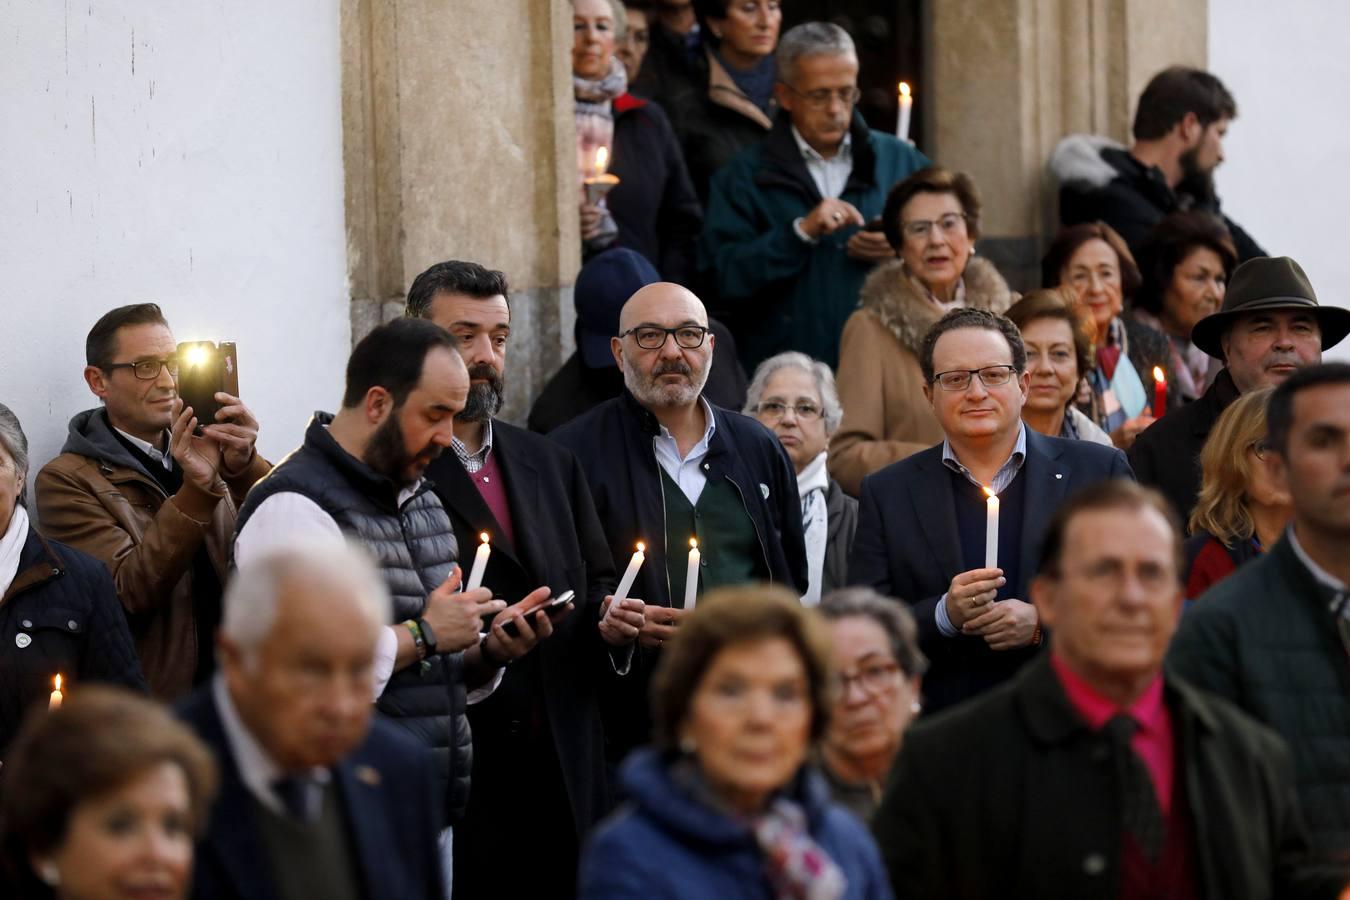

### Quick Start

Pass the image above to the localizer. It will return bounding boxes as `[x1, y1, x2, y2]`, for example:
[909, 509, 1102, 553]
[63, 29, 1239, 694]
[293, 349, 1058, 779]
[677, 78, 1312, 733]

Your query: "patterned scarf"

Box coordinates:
[752, 797, 847, 900]
[574, 57, 627, 249]
[1132, 309, 1209, 402]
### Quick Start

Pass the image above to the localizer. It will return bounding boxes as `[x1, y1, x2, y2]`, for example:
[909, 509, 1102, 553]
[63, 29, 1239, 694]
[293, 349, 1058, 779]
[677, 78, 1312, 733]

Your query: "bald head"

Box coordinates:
[618, 282, 709, 334]
[612, 282, 714, 411]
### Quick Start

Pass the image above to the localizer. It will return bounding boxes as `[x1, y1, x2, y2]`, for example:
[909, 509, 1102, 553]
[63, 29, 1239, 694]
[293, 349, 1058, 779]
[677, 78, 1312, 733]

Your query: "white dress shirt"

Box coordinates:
[115, 427, 173, 470]
[234, 482, 502, 703]
[652, 398, 717, 506]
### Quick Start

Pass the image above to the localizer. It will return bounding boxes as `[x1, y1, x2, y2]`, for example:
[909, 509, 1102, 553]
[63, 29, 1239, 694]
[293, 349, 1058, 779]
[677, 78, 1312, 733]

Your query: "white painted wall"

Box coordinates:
[1209, 0, 1350, 360]
[0, 2, 350, 501]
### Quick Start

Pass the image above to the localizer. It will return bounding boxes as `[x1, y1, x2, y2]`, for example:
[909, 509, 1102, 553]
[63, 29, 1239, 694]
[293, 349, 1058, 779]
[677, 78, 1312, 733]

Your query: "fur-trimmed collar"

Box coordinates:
[858, 256, 1014, 355]
[1048, 133, 1125, 188]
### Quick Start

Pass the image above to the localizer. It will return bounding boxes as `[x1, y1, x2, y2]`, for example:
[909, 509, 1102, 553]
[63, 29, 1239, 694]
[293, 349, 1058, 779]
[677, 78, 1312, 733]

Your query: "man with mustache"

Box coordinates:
[1170, 363, 1350, 870]
[698, 21, 929, 370]
[1053, 65, 1265, 263]
[552, 280, 807, 762]
[1128, 256, 1349, 524]
[405, 260, 629, 899]
[232, 319, 552, 890]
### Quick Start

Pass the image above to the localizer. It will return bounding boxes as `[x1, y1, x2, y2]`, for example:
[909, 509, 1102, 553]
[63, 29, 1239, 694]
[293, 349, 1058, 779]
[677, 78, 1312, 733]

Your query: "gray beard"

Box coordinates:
[621, 357, 710, 409]
[457, 380, 503, 423]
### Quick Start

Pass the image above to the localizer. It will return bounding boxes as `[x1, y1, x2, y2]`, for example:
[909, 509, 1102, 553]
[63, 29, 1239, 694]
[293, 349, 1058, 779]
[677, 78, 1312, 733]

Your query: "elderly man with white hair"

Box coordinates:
[745, 351, 858, 604]
[180, 538, 446, 900]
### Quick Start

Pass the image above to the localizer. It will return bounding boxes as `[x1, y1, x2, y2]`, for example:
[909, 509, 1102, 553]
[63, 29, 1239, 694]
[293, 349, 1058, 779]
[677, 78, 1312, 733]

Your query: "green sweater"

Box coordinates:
[1168, 533, 1350, 861]
[698, 111, 929, 370]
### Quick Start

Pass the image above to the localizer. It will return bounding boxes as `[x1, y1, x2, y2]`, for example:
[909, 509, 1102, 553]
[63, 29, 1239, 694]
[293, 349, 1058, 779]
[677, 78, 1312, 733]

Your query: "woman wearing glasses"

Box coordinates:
[578, 586, 893, 900]
[1184, 386, 1290, 598]
[817, 588, 926, 823]
[745, 352, 857, 605]
[830, 167, 1014, 496]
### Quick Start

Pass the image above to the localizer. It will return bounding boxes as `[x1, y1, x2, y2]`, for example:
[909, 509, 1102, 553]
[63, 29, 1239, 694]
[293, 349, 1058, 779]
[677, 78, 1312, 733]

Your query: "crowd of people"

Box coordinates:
[1, 3, 1349, 899]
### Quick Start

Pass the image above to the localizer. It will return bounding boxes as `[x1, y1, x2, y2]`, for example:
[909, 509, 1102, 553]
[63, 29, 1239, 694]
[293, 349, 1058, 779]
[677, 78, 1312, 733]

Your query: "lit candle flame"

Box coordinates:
[689, 537, 698, 549]
[636, 541, 645, 553]
[479, 531, 490, 544]
[54, 674, 62, 692]
[899, 81, 911, 99]
[983, 486, 995, 499]
[594, 145, 609, 175]
[1152, 366, 1166, 383]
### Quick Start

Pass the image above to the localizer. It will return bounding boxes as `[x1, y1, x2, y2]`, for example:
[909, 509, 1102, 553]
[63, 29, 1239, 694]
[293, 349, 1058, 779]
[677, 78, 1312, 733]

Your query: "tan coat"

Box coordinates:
[35, 408, 269, 699]
[829, 257, 1014, 496]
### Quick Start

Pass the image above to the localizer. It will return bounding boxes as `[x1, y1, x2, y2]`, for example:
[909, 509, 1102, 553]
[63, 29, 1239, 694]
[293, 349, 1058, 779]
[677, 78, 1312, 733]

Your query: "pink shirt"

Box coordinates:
[1050, 653, 1175, 815]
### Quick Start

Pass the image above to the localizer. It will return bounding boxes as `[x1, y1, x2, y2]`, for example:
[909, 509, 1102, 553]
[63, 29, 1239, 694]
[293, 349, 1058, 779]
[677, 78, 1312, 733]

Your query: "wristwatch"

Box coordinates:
[416, 617, 439, 656]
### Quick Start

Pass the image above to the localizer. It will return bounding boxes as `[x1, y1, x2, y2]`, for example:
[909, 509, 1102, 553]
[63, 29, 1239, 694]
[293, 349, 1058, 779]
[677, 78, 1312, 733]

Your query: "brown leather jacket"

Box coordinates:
[34, 408, 269, 699]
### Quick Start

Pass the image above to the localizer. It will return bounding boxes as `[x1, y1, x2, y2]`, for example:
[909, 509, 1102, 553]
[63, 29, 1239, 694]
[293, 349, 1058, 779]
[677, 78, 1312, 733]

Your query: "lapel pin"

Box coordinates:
[759, 483, 770, 499]
[1054, 473, 1063, 480]
[355, 765, 382, 786]
[15, 633, 31, 649]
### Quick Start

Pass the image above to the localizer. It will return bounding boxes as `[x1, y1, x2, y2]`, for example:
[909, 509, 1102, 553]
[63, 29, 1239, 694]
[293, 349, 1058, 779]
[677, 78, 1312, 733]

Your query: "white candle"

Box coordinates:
[49, 674, 63, 710]
[683, 538, 701, 611]
[607, 542, 646, 620]
[896, 82, 912, 142]
[465, 532, 491, 592]
[983, 487, 999, 570]
[593, 145, 609, 178]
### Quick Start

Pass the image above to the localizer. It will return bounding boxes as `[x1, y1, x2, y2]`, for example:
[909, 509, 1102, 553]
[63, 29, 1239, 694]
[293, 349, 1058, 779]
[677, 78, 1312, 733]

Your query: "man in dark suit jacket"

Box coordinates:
[183, 540, 444, 900]
[551, 281, 808, 760]
[872, 481, 1336, 900]
[850, 309, 1132, 712]
[407, 260, 632, 899]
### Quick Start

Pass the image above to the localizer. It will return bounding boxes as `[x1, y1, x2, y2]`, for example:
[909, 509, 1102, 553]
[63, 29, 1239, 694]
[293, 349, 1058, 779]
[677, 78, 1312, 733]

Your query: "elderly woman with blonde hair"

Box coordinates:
[1183, 386, 1291, 597]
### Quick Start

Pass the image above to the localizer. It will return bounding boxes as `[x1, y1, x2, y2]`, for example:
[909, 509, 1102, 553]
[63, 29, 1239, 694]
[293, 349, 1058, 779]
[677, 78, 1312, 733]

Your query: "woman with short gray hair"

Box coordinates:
[817, 587, 927, 821]
[745, 352, 856, 604]
[0, 402, 144, 754]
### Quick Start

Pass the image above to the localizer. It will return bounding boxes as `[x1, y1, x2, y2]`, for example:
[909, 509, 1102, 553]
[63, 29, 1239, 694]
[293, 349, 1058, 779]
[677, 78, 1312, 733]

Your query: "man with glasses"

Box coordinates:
[849, 308, 1131, 713]
[36, 303, 268, 699]
[745, 351, 856, 606]
[699, 21, 929, 370]
[552, 280, 807, 760]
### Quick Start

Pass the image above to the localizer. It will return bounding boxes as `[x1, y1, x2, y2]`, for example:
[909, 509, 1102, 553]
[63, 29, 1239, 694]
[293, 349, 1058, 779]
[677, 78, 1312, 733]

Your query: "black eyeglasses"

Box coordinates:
[621, 325, 710, 350]
[931, 365, 1017, 392]
[105, 357, 180, 380]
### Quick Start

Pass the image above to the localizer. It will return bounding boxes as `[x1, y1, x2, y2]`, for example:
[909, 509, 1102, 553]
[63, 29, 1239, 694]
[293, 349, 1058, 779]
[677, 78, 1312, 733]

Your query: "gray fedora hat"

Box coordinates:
[1191, 256, 1350, 359]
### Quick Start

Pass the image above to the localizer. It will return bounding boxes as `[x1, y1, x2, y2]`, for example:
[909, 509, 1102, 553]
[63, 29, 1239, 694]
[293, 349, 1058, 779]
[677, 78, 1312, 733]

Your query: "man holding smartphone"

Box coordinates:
[36, 303, 269, 700]
[407, 259, 633, 900]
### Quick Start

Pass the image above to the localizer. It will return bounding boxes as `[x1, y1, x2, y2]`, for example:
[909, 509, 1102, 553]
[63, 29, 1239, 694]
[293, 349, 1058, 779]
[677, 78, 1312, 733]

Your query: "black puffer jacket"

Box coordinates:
[234, 413, 472, 823]
[0, 525, 145, 755]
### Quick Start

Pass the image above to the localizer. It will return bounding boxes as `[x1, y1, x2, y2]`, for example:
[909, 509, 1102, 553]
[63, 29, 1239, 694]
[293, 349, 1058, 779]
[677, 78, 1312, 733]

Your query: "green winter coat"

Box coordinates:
[698, 110, 929, 370]
[1168, 533, 1350, 864]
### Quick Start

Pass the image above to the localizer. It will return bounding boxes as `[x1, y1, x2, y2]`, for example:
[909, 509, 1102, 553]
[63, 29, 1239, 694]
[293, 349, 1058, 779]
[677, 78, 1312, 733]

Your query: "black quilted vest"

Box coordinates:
[234, 412, 472, 823]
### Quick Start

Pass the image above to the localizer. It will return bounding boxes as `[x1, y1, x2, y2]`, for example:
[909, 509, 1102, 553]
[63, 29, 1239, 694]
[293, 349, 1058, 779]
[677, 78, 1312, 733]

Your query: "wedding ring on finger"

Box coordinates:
[831, 211, 843, 223]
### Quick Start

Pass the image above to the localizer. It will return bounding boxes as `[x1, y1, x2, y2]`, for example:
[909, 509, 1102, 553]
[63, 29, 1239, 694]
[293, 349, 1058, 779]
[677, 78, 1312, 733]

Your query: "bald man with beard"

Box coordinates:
[551, 282, 807, 760]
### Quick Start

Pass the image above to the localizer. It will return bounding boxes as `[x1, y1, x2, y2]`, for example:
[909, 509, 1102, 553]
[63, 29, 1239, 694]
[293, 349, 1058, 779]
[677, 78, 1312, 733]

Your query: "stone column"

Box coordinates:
[341, 0, 580, 421]
[926, 0, 1207, 291]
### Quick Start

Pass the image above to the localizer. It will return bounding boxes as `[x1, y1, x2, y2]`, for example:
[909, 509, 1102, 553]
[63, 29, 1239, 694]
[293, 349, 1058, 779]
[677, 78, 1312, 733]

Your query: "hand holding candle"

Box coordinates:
[896, 82, 913, 142]
[466, 532, 491, 592]
[1152, 366, 1167, 419]
[683, 538, 700, 611]
[49, 674, 63, 710]
[983, 486, 1000, 570]
[606, 542, 646, 621]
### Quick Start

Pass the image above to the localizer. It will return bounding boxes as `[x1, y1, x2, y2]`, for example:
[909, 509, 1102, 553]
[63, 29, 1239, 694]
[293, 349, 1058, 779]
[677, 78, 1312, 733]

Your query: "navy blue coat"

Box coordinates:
[181, 686, 445, 900]
[849, 429, 1133, 712]
[579, 749, 893, 900]
[551, 391, 808, 759]
[0, 526, 144, 754]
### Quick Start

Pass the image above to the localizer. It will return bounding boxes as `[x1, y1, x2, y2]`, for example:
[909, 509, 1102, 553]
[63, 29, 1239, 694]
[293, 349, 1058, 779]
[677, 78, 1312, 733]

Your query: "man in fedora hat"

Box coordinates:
[1129, 256, 1350, 524]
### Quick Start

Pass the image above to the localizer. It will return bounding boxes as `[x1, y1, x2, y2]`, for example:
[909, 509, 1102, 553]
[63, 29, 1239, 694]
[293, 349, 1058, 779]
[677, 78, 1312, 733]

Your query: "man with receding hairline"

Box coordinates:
[552, 281, 807, 758]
